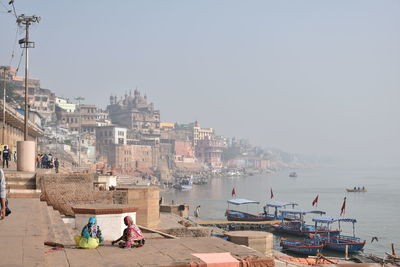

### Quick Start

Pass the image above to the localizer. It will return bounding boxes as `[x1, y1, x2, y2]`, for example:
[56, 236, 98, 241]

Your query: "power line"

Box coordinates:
[9, 26, 20, 65]
[0, 0, 9, 12]
[15, 49, 24, 75]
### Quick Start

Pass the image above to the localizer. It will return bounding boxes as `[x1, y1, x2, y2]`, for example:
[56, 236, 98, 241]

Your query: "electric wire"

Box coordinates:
[9, 26, 20, 66]
[15, 49, 24, 76]
[0, 0, 8, 12]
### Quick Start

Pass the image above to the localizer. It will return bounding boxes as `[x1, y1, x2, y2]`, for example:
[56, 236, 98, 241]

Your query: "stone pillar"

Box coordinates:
[17, 141, 36, 172]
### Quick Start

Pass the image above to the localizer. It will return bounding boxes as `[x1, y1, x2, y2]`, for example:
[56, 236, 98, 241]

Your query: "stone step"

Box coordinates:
[42, 202, 70, 267]
[7, 184, 36, 189]
[46, 205, 75, 245]
[6, 178, 36, 186]
[8, 188, 41, 198]
[4, 171, 36, 179]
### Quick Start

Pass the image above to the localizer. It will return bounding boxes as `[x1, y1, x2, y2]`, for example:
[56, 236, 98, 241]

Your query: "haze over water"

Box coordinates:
[162, 165, 400, 256]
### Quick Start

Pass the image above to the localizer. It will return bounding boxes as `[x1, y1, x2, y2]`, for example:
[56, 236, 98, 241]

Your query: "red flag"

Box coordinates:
[340, 197, 346, 216]
[231, 188, 236, 197]
[270, 188, 274, 199]
[312, 195, 319, 207]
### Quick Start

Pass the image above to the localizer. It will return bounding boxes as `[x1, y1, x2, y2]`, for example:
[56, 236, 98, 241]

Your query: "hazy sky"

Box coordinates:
[1, 1, 399, 162]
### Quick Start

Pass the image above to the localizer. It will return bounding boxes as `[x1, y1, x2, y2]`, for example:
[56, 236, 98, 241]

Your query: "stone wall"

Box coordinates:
[115, 186, 160, 228]
[39, 173, 113, 216]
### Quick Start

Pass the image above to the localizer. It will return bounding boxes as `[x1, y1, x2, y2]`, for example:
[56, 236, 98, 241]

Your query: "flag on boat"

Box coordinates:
[270, 188, 274, 199]
[340, 197, 346, 216]
[312, 195, 319, 206]
[231, 188, 236, 197]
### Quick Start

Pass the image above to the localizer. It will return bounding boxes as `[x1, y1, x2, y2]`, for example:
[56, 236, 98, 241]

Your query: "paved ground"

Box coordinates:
[0, 198, 274, 267]
[0, 198, 45, 266]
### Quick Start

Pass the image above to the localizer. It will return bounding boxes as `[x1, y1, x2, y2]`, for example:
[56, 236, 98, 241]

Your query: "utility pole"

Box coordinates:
[75, 96, 84, 168]
[0, 66, 9, 145]
[17, 15, 40, 141]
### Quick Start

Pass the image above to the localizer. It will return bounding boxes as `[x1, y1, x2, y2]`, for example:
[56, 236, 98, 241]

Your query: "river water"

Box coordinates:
[161, 165, 400, 257]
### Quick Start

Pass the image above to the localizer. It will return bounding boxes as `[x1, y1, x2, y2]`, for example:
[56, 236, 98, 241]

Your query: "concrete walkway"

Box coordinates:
[0, 198, 274, 267]
[0, 198, 46, 267]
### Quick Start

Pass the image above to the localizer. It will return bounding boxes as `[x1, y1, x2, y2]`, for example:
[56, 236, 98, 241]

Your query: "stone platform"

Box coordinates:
[0, 198, 275, 266]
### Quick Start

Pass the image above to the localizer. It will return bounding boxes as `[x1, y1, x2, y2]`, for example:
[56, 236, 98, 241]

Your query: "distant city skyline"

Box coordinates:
[1, 0, 399, 163]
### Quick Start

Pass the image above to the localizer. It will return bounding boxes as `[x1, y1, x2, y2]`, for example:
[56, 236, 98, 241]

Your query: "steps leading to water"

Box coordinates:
[5, 171, 41, 198]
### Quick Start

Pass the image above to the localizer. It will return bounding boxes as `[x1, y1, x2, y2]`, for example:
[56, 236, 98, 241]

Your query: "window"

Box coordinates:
[35, 96, 41, 101]
[42, 97, 48, 102]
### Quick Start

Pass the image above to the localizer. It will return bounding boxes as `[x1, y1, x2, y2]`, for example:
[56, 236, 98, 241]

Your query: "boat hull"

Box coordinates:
[226, 210, 269, 221]
[280, 238, 323, 255]
[272, 223, 341, 237]
[311, 235, 366, 253]
[346, 189, 367, 192]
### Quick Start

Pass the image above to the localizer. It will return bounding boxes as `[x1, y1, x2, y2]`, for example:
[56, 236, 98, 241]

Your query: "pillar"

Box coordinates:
[17, 141, 36, 172]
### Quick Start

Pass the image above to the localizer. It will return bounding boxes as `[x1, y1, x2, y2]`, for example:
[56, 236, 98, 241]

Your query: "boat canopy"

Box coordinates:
[227, 199, 260, 205]
[312, 216, 357, 224]
[280, 209, 326, 215]
[266, 201, 298, 208]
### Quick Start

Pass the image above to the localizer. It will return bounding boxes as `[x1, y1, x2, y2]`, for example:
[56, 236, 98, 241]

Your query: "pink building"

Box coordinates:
[195, 137, 225, 169]
[174, 140, 195, 163]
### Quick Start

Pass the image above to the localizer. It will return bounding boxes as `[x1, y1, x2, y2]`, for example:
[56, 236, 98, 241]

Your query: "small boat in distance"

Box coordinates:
[173, 177, 193, 191]
[280, 238, 324, 255]
[289, 172, 297, 178]
[346, 187, 367, 193]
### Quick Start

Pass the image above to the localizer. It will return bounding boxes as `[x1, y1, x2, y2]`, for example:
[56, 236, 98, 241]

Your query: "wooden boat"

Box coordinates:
[280, 238, 324, 255]
[310, 217, 366, 253]
[225, 199, 265, 221]
[346, 188, 367, 192]
[263, 201, 298, 220]
[226, 199, 298, 222]
[272, 210, 341, 236]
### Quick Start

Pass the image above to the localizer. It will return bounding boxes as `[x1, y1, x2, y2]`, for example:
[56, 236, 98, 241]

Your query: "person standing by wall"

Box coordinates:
[2, 146, 10, 169]
[0, 168, 6, 219]
[54, 158, 59, 173]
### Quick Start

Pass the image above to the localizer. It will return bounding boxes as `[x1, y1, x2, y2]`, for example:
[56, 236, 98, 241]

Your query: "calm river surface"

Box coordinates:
[161, 166, 400, 256]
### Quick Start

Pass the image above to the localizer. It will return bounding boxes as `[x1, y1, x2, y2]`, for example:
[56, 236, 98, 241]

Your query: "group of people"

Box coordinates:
[36, 153, 60, 173]
[1, 145, 16, 169]
[75, 216, 145, 249]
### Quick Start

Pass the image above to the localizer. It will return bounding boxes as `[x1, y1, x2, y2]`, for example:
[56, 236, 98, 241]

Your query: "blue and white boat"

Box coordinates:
[263, 201, 298, 220]
[225, 199, 298, 221]
[280, 238, 324, 255]
[310, 216, 366, 253]
[225, 199, 265, 221]
[272, 209, 341, 236]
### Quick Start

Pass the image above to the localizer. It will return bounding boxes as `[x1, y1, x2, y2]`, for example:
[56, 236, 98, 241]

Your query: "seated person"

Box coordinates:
[74, 216, 104, 249]
[111, 216, 145, 248]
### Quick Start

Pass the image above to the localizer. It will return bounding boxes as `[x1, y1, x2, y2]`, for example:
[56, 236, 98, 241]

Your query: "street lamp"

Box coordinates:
[17, 14, 40, 141]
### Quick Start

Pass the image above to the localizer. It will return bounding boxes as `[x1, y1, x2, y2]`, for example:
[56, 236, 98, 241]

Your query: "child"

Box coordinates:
[74, 217, 104, 249]
[111, 216, 145, 248]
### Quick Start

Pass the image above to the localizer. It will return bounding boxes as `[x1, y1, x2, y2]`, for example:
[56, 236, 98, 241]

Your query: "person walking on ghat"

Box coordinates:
[0, 168, 6, 219]
[2, 146, 10, 169]
[54, 158, 59, 173]
[194, 205, 201, 218]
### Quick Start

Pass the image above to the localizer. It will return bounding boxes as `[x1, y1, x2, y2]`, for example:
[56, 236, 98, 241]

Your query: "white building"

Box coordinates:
[55, 97, 76, 113]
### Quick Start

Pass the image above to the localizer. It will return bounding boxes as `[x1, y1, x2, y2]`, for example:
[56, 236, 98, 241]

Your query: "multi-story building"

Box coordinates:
[195, 136, 225, 170]
[174, 140, 195, 163]
[193, 121, 214, 146]
[1, 66, 56, 123]
[107, 90, 160, 144]
[57, 104, 97, 133]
